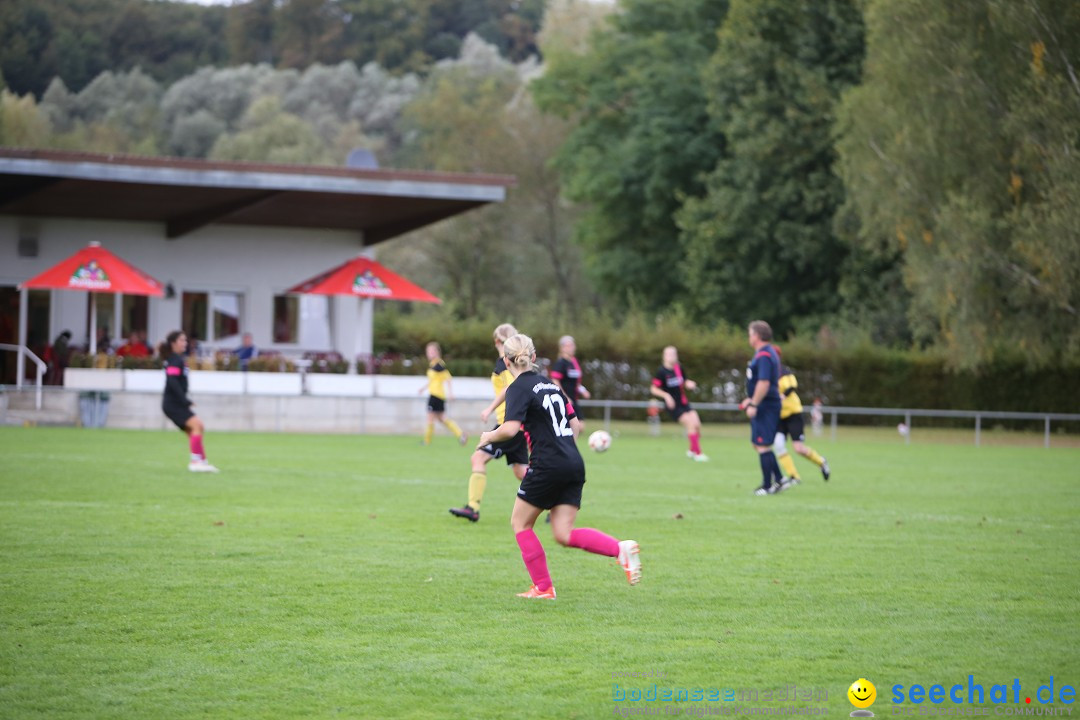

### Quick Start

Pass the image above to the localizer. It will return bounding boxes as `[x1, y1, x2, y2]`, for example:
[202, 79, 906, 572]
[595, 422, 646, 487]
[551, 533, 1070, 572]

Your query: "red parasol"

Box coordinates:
[285, 255, 441, 304]
[19, 241, 164, 355]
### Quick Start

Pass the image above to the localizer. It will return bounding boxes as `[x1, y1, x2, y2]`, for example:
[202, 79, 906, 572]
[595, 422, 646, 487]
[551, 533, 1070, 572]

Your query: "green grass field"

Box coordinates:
[1, 425, 1078, 719]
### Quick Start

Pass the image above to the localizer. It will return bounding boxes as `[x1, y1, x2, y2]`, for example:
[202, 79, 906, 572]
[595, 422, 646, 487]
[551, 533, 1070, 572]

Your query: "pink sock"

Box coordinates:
[689, 433, 701, 455]
[189, 434, 206, 461]
[515, 529, 552, 591]
[568, 528, 619, 558]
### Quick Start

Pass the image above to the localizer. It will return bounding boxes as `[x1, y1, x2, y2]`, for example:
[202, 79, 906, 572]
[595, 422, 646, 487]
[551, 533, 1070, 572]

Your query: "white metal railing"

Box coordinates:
[0, 343, 47, 409]
[578, 400, 1080, 449]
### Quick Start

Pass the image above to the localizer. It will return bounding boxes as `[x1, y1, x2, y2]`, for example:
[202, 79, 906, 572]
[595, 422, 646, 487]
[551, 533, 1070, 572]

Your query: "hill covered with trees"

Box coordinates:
[0, 0, 1077, 372]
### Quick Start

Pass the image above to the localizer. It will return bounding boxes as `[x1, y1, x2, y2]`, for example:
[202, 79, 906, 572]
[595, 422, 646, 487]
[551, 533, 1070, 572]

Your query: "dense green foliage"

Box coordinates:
[0, 0, 229, 97]
[0, 0, 544, 98]
[836, 0, 1080, 368]
[533, 0, 728, 312]
[2, 427, 1078, 717]
[677, 0, 863, 334]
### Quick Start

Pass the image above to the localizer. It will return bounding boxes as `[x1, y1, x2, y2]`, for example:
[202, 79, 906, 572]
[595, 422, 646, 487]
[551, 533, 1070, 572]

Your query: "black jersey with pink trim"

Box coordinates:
[162, 353, 191, 409]
[653, 364, 689, 406]
[504, 370, 583, 475]
[549, 356, 584, 404]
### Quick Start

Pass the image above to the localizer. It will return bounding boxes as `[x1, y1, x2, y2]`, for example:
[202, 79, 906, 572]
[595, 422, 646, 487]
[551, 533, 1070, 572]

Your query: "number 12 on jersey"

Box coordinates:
[542, 393, 575, 437]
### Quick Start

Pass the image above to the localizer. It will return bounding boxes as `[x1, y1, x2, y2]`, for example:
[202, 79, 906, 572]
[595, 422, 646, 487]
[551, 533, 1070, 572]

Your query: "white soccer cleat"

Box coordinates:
[188, 460, 220, 473]
[692, 453, 709, 462]
[617, 540, 642, 586]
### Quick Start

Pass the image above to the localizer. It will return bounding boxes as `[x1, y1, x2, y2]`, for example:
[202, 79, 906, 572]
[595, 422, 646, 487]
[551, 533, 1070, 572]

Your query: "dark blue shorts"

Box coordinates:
[751, 403, 781, 447]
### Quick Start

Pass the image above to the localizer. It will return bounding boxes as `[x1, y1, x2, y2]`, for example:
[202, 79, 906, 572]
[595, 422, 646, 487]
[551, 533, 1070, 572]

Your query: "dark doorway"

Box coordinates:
[0, 287, 50, 383]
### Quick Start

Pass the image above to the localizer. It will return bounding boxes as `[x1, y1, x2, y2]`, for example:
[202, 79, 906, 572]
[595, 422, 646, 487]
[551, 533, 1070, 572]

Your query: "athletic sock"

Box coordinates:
[689, 433, 701, 455]
[759, 451, 781, 488]
[424, 423, 434, 444]
[777, 452, 799, 480]
[516, 529, 552, 591]
[190, 434, 205, 461]
[467, 472, 487, 512]
[445, 419, 463, 439]
[568, 528, 620, 557]
[805, 448, 825, 467]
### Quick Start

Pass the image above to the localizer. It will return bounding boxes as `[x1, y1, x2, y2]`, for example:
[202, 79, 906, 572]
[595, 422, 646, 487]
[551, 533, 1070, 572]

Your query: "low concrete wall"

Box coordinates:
[64, 369, 494, 400]
[6, 386, 494, 435]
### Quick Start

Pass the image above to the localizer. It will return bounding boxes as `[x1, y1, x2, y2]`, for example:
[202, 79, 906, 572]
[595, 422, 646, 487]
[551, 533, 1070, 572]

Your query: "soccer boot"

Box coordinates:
[617, 540, 642, 585]
[516, 584, 556, 599]
[449, 505, 479, 522]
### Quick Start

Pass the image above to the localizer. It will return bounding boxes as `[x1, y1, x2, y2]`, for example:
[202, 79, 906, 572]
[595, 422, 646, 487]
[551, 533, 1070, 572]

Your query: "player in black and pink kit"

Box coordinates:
[478, 334, 640, 599]
[158, 330, 218, 473]
[649, 345, 708, 461]
[549, 335, 591, 429]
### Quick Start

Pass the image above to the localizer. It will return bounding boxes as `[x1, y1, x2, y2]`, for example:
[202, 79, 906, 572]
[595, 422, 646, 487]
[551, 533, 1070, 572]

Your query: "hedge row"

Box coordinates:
[374, 308, 1080, 413]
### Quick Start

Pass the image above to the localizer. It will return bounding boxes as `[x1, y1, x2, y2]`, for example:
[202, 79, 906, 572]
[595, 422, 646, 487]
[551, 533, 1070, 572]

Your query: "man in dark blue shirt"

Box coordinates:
[234, 332, 257, 370]
[740, 320, 785, 495]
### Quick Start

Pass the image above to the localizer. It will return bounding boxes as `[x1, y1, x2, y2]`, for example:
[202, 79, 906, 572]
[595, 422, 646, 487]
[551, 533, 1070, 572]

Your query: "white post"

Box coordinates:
[356, 297, 374, 359]
[355, 245, 376, 368]
[16, 288, 28, 388]
[89, 293, 98, 356]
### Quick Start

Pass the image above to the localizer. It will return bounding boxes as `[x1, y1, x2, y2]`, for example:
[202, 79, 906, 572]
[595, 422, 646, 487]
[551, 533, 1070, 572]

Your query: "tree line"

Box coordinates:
[0, 0, 544, 98]
[0, 0, 1077, 371]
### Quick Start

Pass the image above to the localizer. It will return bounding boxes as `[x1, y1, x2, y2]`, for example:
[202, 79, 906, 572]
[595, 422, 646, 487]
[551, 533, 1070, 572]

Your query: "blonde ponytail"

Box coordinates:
[502, 333, 537, 371]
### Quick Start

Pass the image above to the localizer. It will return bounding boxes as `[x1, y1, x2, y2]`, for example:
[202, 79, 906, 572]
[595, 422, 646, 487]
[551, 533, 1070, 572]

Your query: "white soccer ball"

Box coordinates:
[897, 422, 910, 437]
[588, 430, 612, 453]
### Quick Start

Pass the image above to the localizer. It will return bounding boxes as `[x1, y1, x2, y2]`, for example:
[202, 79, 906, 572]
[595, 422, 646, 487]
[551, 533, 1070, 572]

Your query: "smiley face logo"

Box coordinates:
[848, 678, 877, 709]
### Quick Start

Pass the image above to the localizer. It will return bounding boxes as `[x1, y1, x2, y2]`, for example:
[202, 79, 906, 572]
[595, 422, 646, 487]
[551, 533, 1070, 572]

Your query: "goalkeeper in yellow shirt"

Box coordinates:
[775, 361, 830, 484]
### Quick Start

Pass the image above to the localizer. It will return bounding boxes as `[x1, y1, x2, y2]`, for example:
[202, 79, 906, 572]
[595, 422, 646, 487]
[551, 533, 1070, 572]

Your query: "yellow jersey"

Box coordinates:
[427, 358, 452, 400]
[491, 357, 513, 424]
[779, 368, 803, 419]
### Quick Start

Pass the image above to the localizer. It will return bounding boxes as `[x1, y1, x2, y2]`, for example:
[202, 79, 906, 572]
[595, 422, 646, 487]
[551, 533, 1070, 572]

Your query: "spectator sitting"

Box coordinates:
[234, 332, 257, 370]
[49, 330, 72, 385]
[117, 332, 151, 358]
[96, 326, 112, 354]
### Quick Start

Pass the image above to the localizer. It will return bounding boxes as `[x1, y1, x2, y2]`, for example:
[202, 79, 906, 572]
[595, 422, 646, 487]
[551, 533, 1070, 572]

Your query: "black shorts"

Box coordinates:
[777, 413, 806, 442]
[426, 396, 446, 413]
[668, 403, 692, 422]
[479, 427, 529, 466]
[751, 403, 781, 447]
[516, 466, 585, 510]
[163, 403, 194, 430]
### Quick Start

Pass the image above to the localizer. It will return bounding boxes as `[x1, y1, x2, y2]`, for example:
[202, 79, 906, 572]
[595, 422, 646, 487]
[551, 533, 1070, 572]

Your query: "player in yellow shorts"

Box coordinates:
[774, 359, 830, 484]
[419, 341, 467, 446]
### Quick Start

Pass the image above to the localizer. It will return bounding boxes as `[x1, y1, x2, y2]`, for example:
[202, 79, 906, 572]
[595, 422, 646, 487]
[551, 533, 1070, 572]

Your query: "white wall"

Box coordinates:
[0, 217, 373, 358]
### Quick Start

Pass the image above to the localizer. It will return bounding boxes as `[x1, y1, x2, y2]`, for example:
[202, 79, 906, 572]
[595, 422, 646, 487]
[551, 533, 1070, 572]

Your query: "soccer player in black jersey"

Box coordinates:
[449, 324, 528, 522]
[158, 330, 218, 473]
[649, 346, 708, 461]
[549, 335, 591, 428]
[478, 334, 640, 599]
